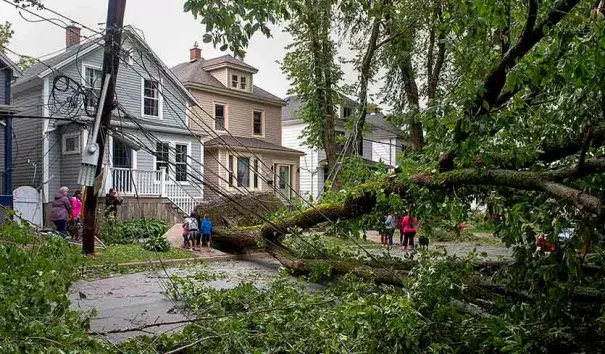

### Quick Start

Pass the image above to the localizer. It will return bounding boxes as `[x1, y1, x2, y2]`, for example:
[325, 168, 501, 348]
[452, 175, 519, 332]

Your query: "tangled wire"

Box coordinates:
[51, 75, 100, 119]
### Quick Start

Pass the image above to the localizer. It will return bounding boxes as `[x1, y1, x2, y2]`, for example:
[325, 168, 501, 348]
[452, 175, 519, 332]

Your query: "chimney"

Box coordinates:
[66, 24, 81, 49]
[190, 42, 202, 62]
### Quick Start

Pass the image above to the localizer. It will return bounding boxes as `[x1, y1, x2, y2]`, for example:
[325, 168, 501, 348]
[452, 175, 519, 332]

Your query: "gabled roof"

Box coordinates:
[0, 51, 23, 78]
[14, 26, 197, 105]
[205, 135, 304, 155]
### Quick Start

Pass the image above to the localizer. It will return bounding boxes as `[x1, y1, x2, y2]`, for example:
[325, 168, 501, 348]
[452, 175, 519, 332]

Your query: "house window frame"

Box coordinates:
[252, 109, 264, 137]
[152, 141, 192, 184]
[240, 76, 247, 90]
[214, 102, 228, 131]
[81, 63, 103, 112]
[153, 141, 170, 181]
[227, 153, 260, 191]
[343, 106, 352, 119]
[141, 77, 163, 120]
[231, 74, 238, 88]
[62, 132, 81, 155]
[174, 142, 191, 183]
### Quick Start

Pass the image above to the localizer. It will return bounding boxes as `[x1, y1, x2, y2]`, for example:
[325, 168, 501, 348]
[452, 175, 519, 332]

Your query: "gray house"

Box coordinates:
[11, 25, 203, 216]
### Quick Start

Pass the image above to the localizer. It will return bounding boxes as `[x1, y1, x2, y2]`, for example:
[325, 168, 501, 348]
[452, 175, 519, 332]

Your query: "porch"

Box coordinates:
[104, 166, 201, 216]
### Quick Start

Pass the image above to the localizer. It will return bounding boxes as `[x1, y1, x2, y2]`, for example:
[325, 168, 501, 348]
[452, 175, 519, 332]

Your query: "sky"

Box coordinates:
[1, 0, 374, 102]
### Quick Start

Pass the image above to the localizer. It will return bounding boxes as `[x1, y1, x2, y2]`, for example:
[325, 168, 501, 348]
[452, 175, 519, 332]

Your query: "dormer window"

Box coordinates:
[230, 74, 249, 91]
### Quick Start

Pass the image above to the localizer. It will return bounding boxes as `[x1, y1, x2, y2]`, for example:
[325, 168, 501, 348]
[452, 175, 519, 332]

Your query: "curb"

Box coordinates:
[85, 252, 267, 268]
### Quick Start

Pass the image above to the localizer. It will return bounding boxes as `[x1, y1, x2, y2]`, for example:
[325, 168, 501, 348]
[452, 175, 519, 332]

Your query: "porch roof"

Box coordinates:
[205, 136, 305, 155]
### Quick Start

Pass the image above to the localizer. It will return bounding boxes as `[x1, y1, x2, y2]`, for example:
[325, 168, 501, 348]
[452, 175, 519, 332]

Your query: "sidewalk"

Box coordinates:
[163, 223, 228, 260]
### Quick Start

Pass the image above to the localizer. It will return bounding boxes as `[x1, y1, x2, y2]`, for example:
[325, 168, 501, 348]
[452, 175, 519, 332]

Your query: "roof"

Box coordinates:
[0, 51, 23, 78]
[171, 58, 283, 103]
[201, 55, 258, 73]
[282, 95, 402, 136]
[14, 26, 198, 105]
[205, 135, 304, 155]
[282, 95, 359, 121]
[15, 38, 102, 85]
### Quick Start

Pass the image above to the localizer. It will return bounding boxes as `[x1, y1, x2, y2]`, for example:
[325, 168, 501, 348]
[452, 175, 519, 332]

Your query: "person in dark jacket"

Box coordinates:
[105, 188, 123, 217]
[50, 186, 73, 236]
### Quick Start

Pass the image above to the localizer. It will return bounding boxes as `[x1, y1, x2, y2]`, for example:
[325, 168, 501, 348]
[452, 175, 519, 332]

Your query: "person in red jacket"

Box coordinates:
[399, 210, 418, 250]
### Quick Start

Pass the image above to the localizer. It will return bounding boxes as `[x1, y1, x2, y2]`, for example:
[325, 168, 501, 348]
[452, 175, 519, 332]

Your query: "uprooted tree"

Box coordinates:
[183, 0, 605, 349]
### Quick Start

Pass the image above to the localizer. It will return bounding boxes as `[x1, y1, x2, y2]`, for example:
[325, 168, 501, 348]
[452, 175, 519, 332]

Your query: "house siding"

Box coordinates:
[208, 68, 228, 87]
[12, 85, 43, 189]
[45, 41, 189, 130]
[282, 121, 322, 199]
[371, 137, 400, 167]
[115, 129, 204, 198]
[205, 147, 299, 201]
[189, 89, 282, 145]
[0, 65, 6, 104]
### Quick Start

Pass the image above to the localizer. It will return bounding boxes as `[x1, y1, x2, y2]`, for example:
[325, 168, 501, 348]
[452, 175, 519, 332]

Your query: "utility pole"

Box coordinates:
[81, 0, 127, 254]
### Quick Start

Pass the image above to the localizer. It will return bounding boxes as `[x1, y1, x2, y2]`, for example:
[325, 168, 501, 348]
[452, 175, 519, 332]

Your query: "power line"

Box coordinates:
[9, 3, 408, 285]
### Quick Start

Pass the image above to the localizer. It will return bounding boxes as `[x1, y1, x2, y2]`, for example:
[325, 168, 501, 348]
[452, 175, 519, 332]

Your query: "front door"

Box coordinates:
[275, 164, 292, 200]
[112, 139, 133, 194]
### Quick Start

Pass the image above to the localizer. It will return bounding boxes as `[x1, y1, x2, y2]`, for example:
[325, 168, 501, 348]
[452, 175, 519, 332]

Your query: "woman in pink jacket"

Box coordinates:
[399, 210, 418, 250]
[69, 190, 83, 241]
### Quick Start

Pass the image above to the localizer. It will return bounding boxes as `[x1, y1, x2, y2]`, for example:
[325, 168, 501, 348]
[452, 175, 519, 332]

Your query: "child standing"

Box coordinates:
[200, 214, 213, 252]
[183, 213, 199, 250]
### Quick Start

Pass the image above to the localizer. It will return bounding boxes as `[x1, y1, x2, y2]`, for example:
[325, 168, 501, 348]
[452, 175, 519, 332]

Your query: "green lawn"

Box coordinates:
[85, 244, 193, 266]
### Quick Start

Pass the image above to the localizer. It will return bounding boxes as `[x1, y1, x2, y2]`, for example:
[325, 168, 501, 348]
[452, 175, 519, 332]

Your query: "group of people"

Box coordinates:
[182, 212, 214, 252]
[383, 211, 419, 250]
[49, 187, 122, 239]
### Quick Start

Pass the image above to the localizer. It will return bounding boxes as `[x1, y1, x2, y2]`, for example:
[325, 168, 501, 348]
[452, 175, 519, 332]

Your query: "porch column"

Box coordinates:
[160, 167, 167, 197]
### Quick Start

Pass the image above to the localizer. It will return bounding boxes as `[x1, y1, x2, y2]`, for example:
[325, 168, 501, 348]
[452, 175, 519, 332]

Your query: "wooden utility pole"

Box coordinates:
[82, 0, 127, 254]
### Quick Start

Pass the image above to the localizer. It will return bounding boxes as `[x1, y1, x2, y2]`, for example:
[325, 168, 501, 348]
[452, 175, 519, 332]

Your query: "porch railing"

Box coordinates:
[105, 166, 200, 214]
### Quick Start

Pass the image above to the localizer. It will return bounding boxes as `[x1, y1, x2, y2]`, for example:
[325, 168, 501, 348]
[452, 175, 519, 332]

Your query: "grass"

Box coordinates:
[84, 244, 193, 266]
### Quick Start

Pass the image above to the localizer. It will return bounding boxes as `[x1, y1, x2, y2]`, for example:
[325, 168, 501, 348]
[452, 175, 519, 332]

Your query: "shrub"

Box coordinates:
[0, 221, 110, 352]
[143, 233, 171, 252]
[100, 217, 168, 245]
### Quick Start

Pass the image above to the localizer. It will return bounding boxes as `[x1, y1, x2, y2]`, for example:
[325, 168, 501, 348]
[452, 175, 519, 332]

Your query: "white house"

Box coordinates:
[281, 95, 404, 200]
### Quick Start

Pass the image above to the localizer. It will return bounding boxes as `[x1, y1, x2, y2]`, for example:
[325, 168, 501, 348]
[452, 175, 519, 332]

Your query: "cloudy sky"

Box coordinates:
[1, 0, 376, 102]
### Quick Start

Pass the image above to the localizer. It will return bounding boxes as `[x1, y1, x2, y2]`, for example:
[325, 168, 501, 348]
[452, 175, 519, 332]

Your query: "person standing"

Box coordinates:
[385, 211, 397, 249]
[201, 214, 213, 252]
[401, 211, 418, 251]
[50, 186, 73, 237]
[68, 190, 83, 241]
[104, 188, 123, 218]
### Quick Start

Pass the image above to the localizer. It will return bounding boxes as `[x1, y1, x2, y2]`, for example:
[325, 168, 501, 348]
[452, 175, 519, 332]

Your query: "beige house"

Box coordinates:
[172, 45, 303, 201]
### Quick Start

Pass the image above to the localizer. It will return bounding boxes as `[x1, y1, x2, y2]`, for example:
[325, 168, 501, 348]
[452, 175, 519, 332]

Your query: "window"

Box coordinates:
[237, 157, 250, 188]
[343, 107, 352, 119]
[143, 79, 160, 117]
[253, 111, 263, 136]
[215, 104, 226, 130]
[228, 155, 234, 186]
[240, 76, 247, 90]
[62, 132, 80, 155]
[228, 155, 258, 189]
[84, 67, 102, 110]
[254, 159, 259, 189]
[231, 75, 238, 88]
[155, 142, 169, 180]
[175, 143, 188, 182]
